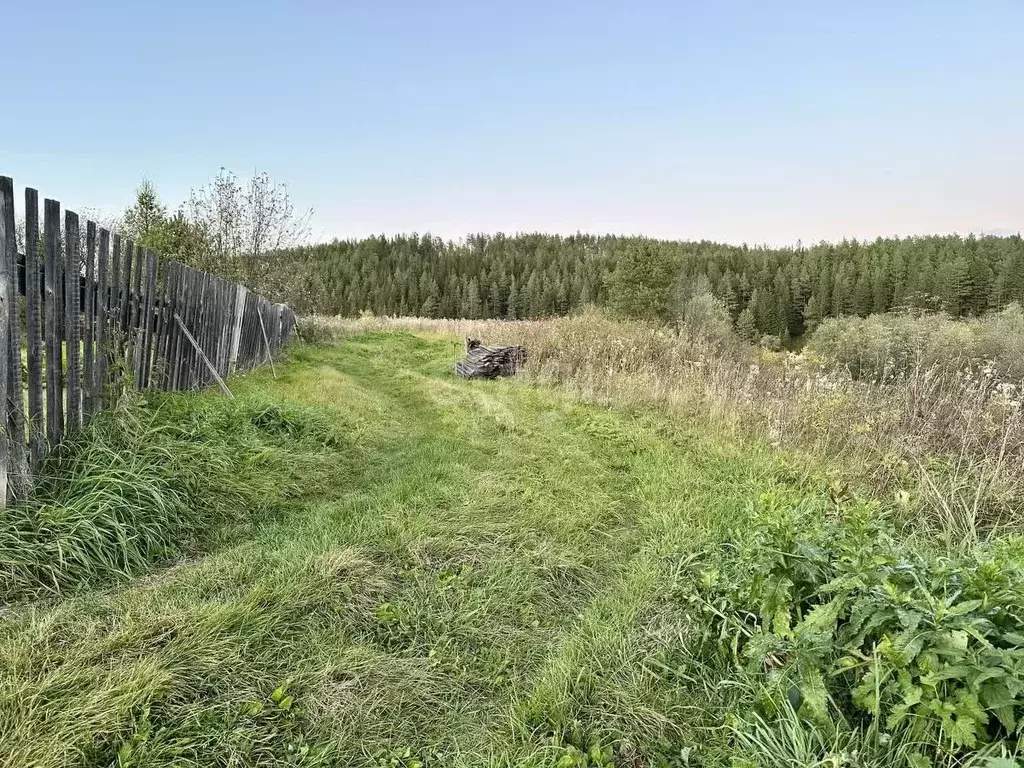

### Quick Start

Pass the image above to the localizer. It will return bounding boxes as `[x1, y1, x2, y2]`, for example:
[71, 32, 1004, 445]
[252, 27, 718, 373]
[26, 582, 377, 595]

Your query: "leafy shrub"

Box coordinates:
[807, 306, 1024, 382]
[681, 489, 1024, 765]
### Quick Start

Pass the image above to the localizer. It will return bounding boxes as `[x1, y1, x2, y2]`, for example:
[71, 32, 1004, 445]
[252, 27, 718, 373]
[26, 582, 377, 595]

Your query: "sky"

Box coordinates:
[2, 0, 1022, 245]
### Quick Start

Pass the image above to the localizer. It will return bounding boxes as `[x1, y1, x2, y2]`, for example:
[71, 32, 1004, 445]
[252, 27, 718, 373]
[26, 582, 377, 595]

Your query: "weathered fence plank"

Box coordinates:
[228, 285, 247, 373]
[83, 221, 97, 418]
[139, 249, 157, 388]
[153, 259, 170, 387]
[161, 262, 181, 389]
[64, 210, 81, 431]
[120, 239, 133, 337]
[130, 243, 144, 384]
[0, 178, 12, 506]
[96, 229, 109, 408]
[1, 177, 26, 498]
[44, 199, 63, 446]
[24, 189, 44, 468]
[109, 234, 122, 400]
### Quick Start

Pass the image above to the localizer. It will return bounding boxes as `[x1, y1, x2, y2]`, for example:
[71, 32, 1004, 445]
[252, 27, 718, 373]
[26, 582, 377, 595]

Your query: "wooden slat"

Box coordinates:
[120, 239, 133, 336]
[139, 249, 157, 388]
[153, 259, 170, 387]
[130, 243, 144, 384]
[182, 267, 200, 388]
[96, 229, 109, 408]
[216, 278, 230, 376]
[0, 177, 12, 505]
[64, 209, 81, 431]
[83, 221, 97, 418]
[108, 234, 122, 402]
[131, 241, 143, 331]
[173, 266, 191, 390]
[24, 189, 44, 468]
[1, 177, 26, 498]
[44, 199, 63, 446]
[211, 278, 223, 375]
[178, 267, 193, 388]
[228, 285, 247, 373]
[158, 262, 179, 389]
[242, 292, 259, 369]
[197, 273, 211, 386]
[270, 304, 283, 351]
[198, 272, 212, 386]
[167, 264, 184, 390]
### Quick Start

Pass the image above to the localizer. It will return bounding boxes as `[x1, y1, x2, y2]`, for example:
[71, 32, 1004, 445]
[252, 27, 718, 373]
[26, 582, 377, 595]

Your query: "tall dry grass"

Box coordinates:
[302, 311, 1024, 542]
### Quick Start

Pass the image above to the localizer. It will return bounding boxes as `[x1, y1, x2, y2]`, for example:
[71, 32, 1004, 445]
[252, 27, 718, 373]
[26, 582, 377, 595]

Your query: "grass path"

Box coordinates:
[0, 334, 807, 767]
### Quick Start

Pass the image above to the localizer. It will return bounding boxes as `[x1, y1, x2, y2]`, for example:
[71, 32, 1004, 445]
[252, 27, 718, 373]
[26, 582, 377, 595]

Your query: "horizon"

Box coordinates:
[3, 1, 1022, 245]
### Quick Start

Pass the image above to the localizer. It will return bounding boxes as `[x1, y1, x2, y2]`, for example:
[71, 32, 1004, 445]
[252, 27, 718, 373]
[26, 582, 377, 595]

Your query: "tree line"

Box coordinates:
[117, 176, 1024, 340]
[273, 232, 1024, 341]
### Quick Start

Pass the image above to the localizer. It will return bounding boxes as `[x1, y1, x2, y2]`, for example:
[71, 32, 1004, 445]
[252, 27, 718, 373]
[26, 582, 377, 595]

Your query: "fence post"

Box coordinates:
[0, 177, 12, 507]
[1, 177, 27, 499]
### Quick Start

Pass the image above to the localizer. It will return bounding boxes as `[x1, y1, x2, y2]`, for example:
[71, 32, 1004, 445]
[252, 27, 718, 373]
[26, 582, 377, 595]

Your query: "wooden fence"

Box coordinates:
[0, 175, 296, 507]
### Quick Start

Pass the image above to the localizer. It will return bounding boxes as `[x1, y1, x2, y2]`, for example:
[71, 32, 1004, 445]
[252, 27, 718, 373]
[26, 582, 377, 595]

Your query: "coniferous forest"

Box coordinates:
[112, 177, 1024, 341]
[272, 232, 1024, 340]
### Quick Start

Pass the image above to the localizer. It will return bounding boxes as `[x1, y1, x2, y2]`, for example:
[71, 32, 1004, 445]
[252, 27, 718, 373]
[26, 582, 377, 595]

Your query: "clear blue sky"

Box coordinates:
[3, 1, 1022, 244]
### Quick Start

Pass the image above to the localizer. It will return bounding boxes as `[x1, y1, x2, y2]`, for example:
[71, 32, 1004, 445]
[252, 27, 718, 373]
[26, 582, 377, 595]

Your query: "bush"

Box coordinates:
[681, 292, 741, 354]
[681, 489, 1024, 765]
[807, 306, 1024, 382]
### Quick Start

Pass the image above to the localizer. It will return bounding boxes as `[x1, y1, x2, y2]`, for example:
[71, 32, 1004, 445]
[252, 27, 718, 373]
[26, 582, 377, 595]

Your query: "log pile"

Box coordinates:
[455, 338, 527, 379]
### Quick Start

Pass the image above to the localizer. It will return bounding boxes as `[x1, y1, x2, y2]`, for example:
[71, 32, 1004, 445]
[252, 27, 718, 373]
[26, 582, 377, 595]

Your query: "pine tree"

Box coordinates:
[421, 294, 438, 318]
[736, 306, 758, 342]
[803, 292, 824, 332]
[462, 278, 482, 319]
[506, 280, 520, 320]
[123, 179, 168, 243]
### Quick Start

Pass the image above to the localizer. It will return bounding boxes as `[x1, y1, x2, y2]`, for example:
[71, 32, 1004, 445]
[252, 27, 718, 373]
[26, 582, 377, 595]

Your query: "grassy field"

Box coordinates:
[1, 332, 1020, 767]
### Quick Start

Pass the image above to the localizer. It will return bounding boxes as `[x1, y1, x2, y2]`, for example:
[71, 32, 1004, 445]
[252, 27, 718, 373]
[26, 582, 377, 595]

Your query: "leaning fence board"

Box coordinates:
[24, 189, 44, 468]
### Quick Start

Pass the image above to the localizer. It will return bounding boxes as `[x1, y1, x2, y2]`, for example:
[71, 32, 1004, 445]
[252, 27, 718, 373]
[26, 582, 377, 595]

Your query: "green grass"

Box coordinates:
[0, 333, 1018, 767]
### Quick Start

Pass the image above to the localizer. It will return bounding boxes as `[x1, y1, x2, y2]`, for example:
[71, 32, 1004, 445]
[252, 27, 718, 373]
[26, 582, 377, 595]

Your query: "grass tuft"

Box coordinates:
[0, 390, 348, 601]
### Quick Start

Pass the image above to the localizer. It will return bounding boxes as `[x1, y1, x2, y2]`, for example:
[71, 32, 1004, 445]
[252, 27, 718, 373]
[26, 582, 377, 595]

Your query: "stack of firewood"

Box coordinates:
[454, 338, 527, 379]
